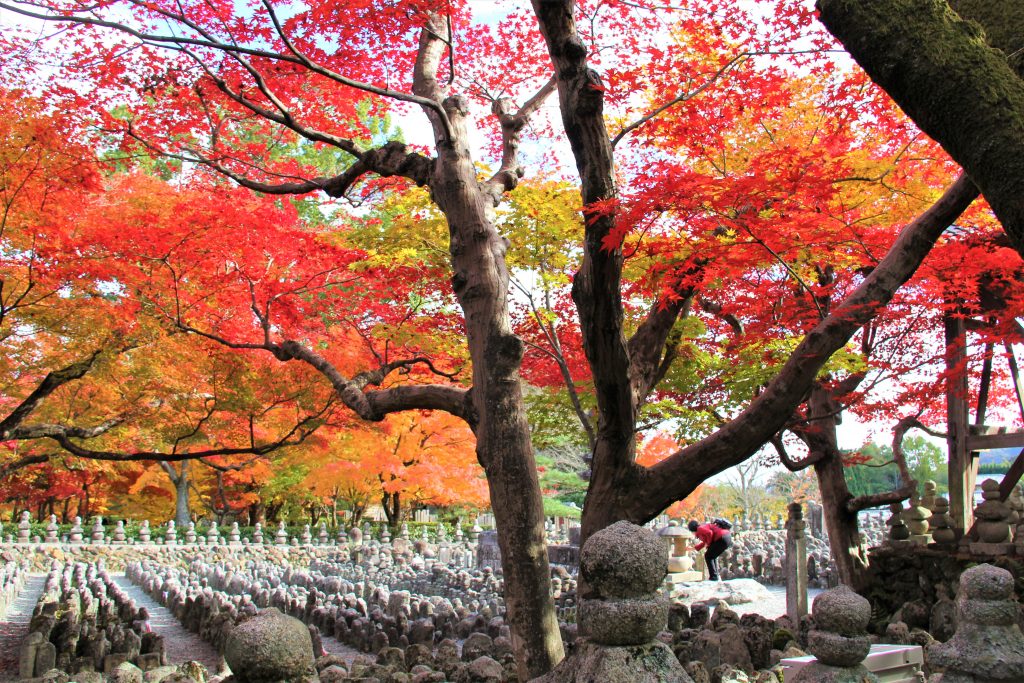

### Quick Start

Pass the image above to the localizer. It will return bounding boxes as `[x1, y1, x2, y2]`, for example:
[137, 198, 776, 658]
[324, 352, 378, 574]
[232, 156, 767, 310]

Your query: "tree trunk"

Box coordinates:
[813, 451, 869, 590]
[266, 502, 282, 524]
[382, 491, 401, 529]
[173, 466, 190, 528]
[413, 21, 563, 669]
[796, 384, 872, 590]
[817, 0, 1024, 255]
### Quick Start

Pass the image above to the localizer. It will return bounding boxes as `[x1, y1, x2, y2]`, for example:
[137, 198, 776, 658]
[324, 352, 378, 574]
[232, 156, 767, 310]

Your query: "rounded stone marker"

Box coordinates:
[579, 520, 668, 599]
[961, 562, 1014, 600]
[225, 608, 315, 682]
[811, 585, 871, 637]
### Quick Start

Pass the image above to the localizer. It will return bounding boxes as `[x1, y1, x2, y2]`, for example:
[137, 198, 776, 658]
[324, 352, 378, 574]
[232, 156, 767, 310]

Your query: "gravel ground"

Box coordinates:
[319, 634, 362, 665]
[0, 575, 46, 682]
[740, 584, 824, 620]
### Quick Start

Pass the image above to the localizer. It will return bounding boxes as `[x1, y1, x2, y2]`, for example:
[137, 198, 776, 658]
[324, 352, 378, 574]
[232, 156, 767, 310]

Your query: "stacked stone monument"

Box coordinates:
[45, 515, 60, 543]
[17, 510, 30, 543]
[970, 479, 1014, 555]
[927, 563, 1024, 682]
[532, 520, 693, 682]
[929, 496, 956, 545]
[788, 585, 879, 682]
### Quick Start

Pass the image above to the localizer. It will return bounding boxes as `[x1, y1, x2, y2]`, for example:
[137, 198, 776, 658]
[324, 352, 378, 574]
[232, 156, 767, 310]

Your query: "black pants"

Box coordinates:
[705, 534, 732, 580]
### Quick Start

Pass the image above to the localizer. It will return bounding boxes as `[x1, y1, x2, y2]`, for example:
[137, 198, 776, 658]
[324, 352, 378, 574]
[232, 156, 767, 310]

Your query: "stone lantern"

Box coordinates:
[658, 520, 702, 593]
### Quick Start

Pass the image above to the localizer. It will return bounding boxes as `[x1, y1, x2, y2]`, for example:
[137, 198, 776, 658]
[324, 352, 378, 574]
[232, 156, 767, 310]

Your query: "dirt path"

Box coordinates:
[112, 575, 224, 674]
[0, 574, 46, 682]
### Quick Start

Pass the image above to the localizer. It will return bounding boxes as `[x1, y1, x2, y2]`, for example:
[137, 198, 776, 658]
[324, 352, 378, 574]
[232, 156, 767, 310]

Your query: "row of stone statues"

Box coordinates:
[5, 511, 490, 547]
[886, 479, 1024, 552]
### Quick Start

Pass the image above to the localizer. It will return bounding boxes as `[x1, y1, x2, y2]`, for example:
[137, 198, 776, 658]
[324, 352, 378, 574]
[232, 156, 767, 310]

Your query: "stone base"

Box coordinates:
[927, 541, 958, 550]
[908, 534, 931, 545]
[968, 542, 1015, 556]
[886, 539, 916, 549]
[787, 661, 880, 683]
[529, 639, 693, 683]
[665, 570, 703, 586]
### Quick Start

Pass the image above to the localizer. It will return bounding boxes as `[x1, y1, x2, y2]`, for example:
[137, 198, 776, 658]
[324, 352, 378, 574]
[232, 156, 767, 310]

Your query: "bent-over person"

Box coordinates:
[687, 519, 732, 581]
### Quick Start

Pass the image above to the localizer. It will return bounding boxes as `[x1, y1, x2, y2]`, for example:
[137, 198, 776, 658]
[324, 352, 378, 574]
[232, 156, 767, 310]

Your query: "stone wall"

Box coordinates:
[864, 544, 1024, 635]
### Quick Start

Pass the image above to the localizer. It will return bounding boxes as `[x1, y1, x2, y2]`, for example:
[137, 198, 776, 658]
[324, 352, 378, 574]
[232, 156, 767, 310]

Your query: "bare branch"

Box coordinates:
[846, 415, 926, 512]
[485, 76, 558, 195]
[771, 432, 826, 471]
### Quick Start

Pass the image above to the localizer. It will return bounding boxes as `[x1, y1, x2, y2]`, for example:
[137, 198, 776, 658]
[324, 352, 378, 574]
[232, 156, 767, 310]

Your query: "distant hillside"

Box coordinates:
[979, 447, 1023, 465]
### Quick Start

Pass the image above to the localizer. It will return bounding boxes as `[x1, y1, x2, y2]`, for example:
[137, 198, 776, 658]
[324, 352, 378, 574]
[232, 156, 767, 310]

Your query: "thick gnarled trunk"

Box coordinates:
[427, 90, 563, 681]
[813, 453, 869, 590]
[817, 0, 1024, 255]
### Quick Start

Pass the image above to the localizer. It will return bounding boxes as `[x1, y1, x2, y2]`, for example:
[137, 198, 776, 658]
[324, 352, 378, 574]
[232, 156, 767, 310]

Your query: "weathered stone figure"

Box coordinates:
[928, 563, 1024, 682]
[789, 585, 879, 682]
[531, 520, 692, 682]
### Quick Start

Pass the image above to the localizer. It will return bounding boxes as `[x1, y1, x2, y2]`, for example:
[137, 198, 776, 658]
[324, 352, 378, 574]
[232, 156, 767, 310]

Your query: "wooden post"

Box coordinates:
[786, 502, 808, 625]
[945, 312, 972, 534]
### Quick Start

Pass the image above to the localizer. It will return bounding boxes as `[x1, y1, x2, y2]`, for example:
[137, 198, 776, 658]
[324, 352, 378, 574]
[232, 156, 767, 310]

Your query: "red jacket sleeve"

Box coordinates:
[693, 525, 713, 551]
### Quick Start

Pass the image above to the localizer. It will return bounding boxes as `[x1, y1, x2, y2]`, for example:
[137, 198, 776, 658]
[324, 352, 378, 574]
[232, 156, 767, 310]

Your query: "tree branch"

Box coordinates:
[275, 339, 473, 425]
[42, 397, 333, 464]
[412, 11, 454, 142]
[0, 351, 102, 439]
[627, 292, 694, 407]
[0, 0, 453, 124]
[771, 432, 826, 471]
[638, 173, 979, 515]
[846, 415, 925, 512]
[485, 76, 558, 195]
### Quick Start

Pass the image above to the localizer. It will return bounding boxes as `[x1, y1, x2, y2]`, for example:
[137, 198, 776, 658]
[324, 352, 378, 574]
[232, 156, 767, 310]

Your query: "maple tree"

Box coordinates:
[307, 411, 486, 529]
[0, 97, 348, 529]
[3, 0, 1020, 675]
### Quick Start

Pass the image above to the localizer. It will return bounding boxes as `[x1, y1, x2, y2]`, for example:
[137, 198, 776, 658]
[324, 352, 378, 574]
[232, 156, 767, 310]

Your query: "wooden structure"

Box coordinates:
[945, 310, 1024, 534]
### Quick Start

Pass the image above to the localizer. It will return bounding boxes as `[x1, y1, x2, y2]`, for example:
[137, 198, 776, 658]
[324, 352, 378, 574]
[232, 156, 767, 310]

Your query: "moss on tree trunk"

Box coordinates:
[817, 0, 1024, 255]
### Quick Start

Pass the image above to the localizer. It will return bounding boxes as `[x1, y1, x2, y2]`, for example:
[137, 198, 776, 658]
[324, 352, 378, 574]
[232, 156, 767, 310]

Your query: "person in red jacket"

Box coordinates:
[687, 519, 733, 581]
